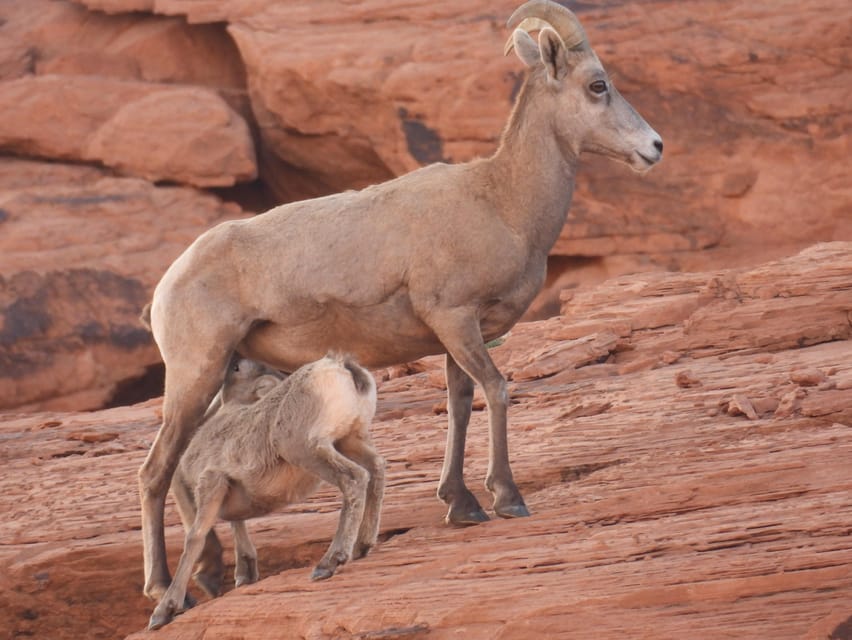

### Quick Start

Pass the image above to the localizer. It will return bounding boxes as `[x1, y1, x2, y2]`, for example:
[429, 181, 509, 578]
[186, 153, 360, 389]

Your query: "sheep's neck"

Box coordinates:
[487, 75, 577, 255]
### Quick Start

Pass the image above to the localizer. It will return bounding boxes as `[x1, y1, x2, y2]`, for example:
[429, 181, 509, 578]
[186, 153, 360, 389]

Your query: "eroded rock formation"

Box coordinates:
[0, 0, 848, 410]
[1, 244, 850, 639]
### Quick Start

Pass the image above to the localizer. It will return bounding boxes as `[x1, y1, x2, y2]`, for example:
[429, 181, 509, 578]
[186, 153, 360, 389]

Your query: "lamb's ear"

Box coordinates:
[539, 27, 569, 82]
[510, 29, 540, 68]
[252, 375, 279, 399]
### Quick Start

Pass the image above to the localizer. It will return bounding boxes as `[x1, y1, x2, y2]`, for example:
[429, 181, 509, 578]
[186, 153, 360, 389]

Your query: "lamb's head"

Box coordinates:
[506, 0, 662, 173]
[221, 356, 286, 405]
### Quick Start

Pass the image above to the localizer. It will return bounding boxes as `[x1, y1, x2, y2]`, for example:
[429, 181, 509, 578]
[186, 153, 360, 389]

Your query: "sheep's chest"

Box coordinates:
[220, 464, 322, 521]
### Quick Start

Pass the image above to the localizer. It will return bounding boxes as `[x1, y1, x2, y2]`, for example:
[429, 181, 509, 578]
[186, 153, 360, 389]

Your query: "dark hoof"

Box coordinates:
[353, 542, 373, 560]
[235, 573, 259, 588]
[148, 604, 177, 631]
[446, 505, 490, 526]
[494, 502, 530, 519]
[183, 593, 197, 609]
[310, 565, 335, 581]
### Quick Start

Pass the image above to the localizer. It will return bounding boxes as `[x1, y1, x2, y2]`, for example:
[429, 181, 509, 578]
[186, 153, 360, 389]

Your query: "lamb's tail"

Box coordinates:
[341, 356, 373, 395]
[139, 302, 152, 331]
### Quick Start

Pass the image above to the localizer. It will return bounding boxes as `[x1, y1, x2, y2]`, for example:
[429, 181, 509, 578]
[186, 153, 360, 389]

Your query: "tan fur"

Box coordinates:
[139, 1, 663, 601]
[148, 355, 383, 630]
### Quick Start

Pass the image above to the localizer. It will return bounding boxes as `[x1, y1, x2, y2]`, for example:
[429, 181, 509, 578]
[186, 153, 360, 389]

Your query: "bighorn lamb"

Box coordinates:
[140, 0, 662, 600]
[149, 354, 383, 629]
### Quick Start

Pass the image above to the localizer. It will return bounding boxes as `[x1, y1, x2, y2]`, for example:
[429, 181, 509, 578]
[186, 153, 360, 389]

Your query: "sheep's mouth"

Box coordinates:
[629, 150, 660, 174]
[636, 151, 658, 166]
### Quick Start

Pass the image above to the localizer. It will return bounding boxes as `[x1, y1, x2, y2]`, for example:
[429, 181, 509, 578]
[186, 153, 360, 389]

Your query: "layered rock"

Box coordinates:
[0, 0, 848, 408]
[0, 76, 256, 187]
[1, 245, 850, 639]
[0, 159, 247, 411]
[64, 0, 852, 306]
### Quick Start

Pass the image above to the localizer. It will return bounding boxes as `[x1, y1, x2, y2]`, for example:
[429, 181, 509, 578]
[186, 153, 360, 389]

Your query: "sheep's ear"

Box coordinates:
[511, 29, 541, 68]
[539, 28, 569, 82]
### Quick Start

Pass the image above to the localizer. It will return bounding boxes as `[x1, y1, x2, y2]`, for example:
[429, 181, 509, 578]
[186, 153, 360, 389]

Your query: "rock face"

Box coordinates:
[0, 76, 256, 187]
[0, 159, 247, 411]
[1, 245, 850, 640]
[0, 0, 848, 409]
[70, 0, 852, 262]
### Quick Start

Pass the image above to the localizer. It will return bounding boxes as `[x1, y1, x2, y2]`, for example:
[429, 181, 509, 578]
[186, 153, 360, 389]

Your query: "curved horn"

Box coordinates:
[504, 0, 587, 56]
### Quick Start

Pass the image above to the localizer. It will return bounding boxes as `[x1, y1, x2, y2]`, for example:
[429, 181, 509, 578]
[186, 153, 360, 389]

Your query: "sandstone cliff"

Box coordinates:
[0, 0, 849, 410]
[1, 244, 850, 639]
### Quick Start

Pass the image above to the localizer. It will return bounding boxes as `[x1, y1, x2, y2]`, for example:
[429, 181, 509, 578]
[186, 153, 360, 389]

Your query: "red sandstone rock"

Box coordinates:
[0, 159, 248, 411]
[0, 75, 256, 187]
[71, 0, 851, 271]
[1, 246, 851, 640]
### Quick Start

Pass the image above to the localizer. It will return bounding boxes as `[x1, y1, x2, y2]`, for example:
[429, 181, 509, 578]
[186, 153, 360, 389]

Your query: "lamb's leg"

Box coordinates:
[231, 521, 259, 587]
[428, 308, 529, 519]
[293, 442, 369, 581]
[172, 476, 224, 598]
[438, 353, 489, 525]
[139, 392, 214, 601]
[148, 472, 228, 630]
[337, 434, 386, 559]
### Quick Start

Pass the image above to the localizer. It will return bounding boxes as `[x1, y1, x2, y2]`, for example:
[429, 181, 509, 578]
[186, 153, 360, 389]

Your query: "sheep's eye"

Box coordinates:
[233, 363, 240, 372]
[589, 80, 607, 95]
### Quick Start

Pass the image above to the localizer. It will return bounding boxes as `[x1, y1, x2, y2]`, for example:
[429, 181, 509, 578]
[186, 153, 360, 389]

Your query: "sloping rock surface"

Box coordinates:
[1, 244, 850, 640]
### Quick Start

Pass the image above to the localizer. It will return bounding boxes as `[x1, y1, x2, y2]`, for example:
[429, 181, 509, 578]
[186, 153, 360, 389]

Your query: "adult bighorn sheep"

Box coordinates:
[149, 354, 383, 629]
[140, 0, 662, 601]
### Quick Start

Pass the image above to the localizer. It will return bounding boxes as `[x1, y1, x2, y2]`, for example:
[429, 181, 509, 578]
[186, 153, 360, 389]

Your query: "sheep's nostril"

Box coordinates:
[653, 139, 663, 154]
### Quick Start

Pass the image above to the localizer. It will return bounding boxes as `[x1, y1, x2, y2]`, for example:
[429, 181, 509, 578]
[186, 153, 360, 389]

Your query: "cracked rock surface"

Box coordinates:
[2, 244, 850, 639]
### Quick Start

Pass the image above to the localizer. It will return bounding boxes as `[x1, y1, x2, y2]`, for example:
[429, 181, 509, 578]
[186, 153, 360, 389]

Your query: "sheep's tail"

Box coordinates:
[139, 302, 152, 331]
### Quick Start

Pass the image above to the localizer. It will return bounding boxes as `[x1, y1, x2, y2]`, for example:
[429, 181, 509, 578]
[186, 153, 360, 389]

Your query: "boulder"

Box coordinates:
[0, 159, 247, 411]
[0, 76, 256, 187]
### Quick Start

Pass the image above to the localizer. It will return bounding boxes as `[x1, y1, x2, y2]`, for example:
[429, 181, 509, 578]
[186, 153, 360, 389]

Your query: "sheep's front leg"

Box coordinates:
[148, 472, 228, 630]
[438, 353, 490, 525]
[231, 521, 259, 587]
[295, 442, 369, 581]
[428, 308, 529, 519]
[338, 434, 386, 559]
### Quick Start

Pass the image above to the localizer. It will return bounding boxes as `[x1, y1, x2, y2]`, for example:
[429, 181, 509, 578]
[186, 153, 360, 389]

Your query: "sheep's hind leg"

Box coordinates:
[149, 472, 229, 630]
[337, 434, 386, 559]
[231, 521, 259, 587]
[139, 393, 216, 601]
[438, 353, 490, 525]
[139, 305, 240, 600]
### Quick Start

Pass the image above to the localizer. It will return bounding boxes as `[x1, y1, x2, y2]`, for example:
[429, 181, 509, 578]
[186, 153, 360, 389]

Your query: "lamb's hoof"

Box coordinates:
[494, 502, 530, 519]
[445, 505, 490, 526]
[147, 594, 195, 630]
[310, 566, 335, 581]
[148, 604, 177, 631]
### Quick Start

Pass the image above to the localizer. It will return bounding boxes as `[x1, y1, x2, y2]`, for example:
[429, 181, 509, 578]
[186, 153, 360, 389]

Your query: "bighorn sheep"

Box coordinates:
[140, 0, 662, 600]
[149, 354, 383, 629]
